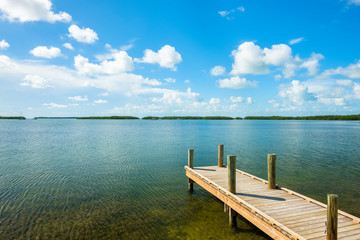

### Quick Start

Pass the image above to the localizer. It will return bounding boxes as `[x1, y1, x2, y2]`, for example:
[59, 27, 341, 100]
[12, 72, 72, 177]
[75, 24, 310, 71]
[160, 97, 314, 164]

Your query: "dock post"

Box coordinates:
[267, 154, 276, 189]
[218, 144, 224, 167]
[228, 155, 237, 227]
[327, 194, 338, 240]
[188, 149, 194, 192]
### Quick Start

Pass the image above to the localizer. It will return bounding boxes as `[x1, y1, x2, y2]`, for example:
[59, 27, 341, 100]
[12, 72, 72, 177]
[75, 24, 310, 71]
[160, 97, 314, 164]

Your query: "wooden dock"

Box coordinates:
[185, 146, 360, 240]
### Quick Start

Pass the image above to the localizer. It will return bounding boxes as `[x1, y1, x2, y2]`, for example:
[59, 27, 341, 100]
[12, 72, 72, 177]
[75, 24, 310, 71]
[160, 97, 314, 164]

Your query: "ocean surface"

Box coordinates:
[0, 119, 359, 239]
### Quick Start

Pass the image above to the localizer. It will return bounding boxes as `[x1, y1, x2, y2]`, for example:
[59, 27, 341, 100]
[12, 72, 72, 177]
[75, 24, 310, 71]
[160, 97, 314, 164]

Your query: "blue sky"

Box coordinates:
[1, 0, 360, 118]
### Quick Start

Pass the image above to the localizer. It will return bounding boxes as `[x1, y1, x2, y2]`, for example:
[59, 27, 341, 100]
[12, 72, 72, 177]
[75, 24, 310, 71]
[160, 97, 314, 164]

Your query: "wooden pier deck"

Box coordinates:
[185, 147, 360, 240]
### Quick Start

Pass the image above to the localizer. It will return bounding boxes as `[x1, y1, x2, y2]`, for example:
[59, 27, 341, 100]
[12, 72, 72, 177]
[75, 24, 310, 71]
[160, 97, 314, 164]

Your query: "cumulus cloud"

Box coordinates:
[94, 99, 107, 104]
[218, 76, 257, 89]
[353, 83, 360, 99]
[322, 60, 360, 78]
[68, 25, 98, 44]
[0, 40, 9, 50]
[318, 97, 347, 106]
[0, 54, 164, 94]
[211, 65, 226, 76]
[229, 96, 244, 103]
[289, 37, 304, 45]
[74, 51, 134, 75]
[279, 80, 316, 105]
[30, 46, 61, 58]
[209, 98, 221, 105]
[230, 42, 268, 75]
[136, 45, 182, 70]
[229, 42, 323, 78]
[20, 74, 51, 88]
[0, 0, 71, 23]
[164, 77, 176, 83]
[63, 43, 74, 50]
[151, 88, 200, 105]
[43, 103, 67, 108]
[300, 53, 324, 76]
[68, 96, 88, 101]
[0, 54, 14, 67]
[246, 97, 253, 104]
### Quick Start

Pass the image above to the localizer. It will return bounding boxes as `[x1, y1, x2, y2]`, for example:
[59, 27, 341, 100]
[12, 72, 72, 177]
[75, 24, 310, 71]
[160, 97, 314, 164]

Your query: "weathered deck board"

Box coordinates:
[185, 165, 360, 240]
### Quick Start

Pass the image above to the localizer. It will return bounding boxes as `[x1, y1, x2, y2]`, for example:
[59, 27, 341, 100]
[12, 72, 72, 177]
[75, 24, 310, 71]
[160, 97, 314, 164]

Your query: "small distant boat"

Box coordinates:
[152, 118, 158, 120]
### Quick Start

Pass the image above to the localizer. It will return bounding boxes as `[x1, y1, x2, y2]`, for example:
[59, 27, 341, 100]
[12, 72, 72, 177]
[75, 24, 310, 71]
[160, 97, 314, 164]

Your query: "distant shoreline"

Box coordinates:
[1, 114, 360, 120]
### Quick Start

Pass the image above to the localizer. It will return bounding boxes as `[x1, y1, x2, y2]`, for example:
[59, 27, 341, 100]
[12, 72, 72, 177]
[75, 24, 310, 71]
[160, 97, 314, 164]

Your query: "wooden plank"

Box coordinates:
[278, 210, 327, 223]
[304, 223, 360, 239]
[297, 221, 355, 236]
[294, 218, 354, 234]
[264, 202, 318, 215]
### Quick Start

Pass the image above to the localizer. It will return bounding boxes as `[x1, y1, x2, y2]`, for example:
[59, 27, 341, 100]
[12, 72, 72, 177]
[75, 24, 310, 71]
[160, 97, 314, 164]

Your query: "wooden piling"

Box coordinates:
[327, 194, 338, 240]
[267, 154, 276, 189]
[188, 149, 194, 192]
[227, 155, 237, 227]
[228, 155, 236, 193]
[218, 144, 224, 167]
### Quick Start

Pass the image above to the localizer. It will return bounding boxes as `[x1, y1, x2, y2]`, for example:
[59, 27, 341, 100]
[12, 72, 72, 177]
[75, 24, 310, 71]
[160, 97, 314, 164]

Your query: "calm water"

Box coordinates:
[0, 120, 359, 239]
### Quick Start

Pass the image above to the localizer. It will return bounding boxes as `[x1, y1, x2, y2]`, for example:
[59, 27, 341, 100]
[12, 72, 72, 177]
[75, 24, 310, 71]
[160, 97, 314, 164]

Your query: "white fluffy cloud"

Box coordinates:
[94, 99, 108, 104]
[218, 76, 257, 89]
[230, 42, 268, 75]
[279, 80, 316, 105]
[0, 54, 164, 95]
[209, 98, 221, 105]
[20, 74, 51, 88]
[74, 51, 134, 75]
[0, 0, 71, 23]
[353, 83, 360, 99]
[137, 45, 182, 70]
[322, 60, 360, 78]
[229, 96, 252, 104]
[300, 53, 324, 76]
[68, 25, 98, 44]
[63, 43, 74, 50]
[0, 54, 14, 67]
[229, 96, 244, 103]
[43, 103, 67, 108]
[231, 42, 292, 75]
[229, 42, 323, 78]
[211, 65, 226, 76]
[30, 46, 61, 58]
[151, 88, 199, 105]
[68, 96, 88, 101]
[0, 40, 10, 50]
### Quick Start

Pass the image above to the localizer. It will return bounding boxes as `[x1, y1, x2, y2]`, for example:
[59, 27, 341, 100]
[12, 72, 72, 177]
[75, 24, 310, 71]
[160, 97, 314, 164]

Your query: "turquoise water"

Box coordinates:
[0, 119, 359, 239]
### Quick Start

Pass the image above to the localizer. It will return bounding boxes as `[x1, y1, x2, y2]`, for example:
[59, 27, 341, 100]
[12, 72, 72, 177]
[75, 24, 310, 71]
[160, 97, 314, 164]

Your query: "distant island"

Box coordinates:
[34, 117, 77, 120]
[2, 114, 360, 121]
[142, 116, 237, 120]
[0, 116, 25, 120]
[77, 116, 140, 120]
[244, 114, 360, 120]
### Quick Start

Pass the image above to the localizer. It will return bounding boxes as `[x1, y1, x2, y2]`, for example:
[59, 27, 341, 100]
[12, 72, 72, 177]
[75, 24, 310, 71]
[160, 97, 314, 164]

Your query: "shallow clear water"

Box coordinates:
[0, 119, 359, 239]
